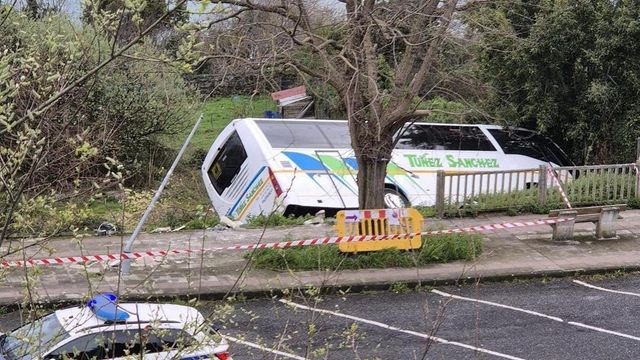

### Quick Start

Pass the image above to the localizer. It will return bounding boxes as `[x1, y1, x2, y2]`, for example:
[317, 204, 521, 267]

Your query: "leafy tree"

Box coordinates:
[0, 7, 195, 244]
[23, 0, 65, 18]
[471, 0, 640, 164]
[83, 0, 188, 43]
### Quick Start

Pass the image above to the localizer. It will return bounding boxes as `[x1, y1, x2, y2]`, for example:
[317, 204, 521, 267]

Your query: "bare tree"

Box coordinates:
[198, 0, 467, 208]
[20, 0, 66, 18]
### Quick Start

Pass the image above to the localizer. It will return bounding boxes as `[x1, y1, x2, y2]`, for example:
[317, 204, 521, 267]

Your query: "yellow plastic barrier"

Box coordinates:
[336, 208, 423, 253]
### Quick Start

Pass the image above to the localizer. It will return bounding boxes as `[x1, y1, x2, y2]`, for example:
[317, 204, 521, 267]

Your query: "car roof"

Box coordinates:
[55, 303, 202, 336]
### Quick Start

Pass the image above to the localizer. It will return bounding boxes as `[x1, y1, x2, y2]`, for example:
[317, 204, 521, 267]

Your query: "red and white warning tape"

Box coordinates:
[1, 217, 573, 269]
[547, 167, 572, 209]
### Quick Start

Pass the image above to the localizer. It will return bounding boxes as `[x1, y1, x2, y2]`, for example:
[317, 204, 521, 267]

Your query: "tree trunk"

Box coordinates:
[347, 108, 398, 210]
[357, 155, 389, 209]
[26, 0, 39, 18]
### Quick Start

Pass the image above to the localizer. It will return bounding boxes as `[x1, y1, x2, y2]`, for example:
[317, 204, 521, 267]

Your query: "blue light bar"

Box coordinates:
[87, 293, 130, 322]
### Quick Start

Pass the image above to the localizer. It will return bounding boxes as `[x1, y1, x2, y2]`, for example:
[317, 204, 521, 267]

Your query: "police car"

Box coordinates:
[0, 293, 232, 359]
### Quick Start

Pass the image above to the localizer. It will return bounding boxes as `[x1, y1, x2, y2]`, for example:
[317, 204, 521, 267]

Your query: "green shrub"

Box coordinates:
[415, 206, 437, 218]
[389, 282, 411, 294]
[247, 233, 483, 271]
[628, 197, 640, 209]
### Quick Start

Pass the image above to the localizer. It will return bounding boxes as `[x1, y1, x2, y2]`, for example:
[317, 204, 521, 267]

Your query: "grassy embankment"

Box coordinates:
[43, 96, 277, 236]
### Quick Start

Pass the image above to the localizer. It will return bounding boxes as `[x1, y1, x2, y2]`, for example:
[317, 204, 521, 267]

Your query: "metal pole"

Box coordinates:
[120, 114, 203, 274]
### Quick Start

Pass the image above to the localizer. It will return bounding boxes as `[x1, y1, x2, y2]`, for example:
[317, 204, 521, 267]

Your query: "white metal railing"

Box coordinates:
[434, 163, 638, 217]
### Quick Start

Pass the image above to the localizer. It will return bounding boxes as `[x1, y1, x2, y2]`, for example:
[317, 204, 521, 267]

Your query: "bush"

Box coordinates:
[84, 56, 198, 186]
[0, 11, 198, 192]
[247, 233, 483, 271]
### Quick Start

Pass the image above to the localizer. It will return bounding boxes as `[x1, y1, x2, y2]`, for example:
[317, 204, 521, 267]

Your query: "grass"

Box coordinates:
[165, 95, 277, 156]
[245, 213, 314, 228]
[247, 233, 483, 271]
[389, 282, 411, 294]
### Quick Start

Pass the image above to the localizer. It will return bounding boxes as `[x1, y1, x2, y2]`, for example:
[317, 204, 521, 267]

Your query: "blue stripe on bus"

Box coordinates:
[227, 166, 267, 216]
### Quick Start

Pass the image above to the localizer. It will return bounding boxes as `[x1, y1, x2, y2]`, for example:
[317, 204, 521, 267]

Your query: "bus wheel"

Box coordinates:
[384, 187, 410, 209]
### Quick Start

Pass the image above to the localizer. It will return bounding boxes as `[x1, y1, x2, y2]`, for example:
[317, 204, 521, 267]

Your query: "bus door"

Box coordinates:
[314, 150, 359, 208]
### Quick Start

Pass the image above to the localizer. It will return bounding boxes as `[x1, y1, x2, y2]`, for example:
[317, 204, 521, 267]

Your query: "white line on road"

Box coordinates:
[223, 335, 306, 360]
[572, 280, 640, 297]
[431, 289, 640, 342]
[280, 299, 526, 360]
[567, 322, 640, 341]
[431, 289, 563, 322]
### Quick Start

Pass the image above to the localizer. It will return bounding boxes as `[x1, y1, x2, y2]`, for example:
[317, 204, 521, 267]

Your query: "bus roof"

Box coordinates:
[237, 118, 527, 131]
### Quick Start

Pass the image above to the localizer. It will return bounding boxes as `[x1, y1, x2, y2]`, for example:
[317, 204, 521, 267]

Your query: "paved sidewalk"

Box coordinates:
[2, 211, 640, 305]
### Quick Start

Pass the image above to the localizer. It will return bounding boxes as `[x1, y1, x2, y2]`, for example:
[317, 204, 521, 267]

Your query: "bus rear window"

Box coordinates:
[208, 131, 247, 194]
[488, 129, 573, 166]
[256, 120, 351, 149]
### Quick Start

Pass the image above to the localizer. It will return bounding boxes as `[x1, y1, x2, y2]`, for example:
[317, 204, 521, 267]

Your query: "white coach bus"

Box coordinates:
[201, 118, 572, 222]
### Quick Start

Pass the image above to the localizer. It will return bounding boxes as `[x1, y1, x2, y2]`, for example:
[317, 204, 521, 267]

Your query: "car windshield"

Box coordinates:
[2, 313, 70, 360]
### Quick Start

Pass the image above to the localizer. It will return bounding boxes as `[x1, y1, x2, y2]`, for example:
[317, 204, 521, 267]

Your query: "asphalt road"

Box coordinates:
[3, 274, 640, 359]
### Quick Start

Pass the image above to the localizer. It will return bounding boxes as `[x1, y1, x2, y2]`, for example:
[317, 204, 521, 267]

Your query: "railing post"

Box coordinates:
[538, 165, 547, 205]
[636, 160, 640, 199]
[436, 170, 445, 218]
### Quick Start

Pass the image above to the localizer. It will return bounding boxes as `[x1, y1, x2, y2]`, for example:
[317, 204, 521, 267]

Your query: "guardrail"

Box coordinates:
[434, 163, 639, 217]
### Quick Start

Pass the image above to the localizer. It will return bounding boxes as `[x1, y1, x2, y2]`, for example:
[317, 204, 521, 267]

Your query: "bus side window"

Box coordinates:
[459, 126, 496, 151]
[396, 125, 434, 150]
[208, 131, 248, 195]
[426, 125, 496, 151]
[488, 129, 543, 159]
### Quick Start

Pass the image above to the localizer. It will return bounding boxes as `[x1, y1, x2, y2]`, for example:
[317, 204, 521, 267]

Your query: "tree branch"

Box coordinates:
[207, 8, 249, 29]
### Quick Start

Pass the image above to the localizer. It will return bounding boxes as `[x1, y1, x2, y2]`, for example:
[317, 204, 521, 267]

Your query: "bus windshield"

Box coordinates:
[488, 129, 573, 166]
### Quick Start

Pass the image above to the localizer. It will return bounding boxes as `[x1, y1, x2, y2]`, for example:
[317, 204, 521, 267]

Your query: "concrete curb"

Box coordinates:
[5, 263, 640, 310]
